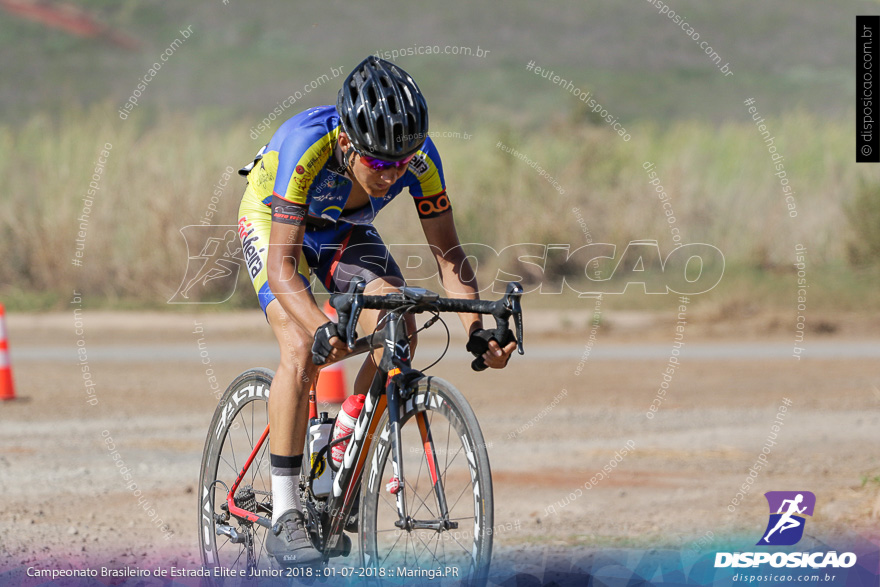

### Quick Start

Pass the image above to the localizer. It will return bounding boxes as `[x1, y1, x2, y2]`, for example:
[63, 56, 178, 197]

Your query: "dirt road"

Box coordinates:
[1, 308, 878, 576]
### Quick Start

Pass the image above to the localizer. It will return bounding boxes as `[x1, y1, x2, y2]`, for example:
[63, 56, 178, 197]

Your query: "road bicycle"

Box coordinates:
[197, 278, 525, 584]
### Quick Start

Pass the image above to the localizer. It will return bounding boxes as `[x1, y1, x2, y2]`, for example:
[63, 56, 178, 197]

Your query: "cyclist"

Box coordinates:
[236, 56, 517, 566]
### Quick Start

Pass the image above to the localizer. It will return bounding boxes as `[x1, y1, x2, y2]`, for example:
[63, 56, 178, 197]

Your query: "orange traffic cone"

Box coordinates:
[316, 300, 348, 404]
[0, 303, 17, 401]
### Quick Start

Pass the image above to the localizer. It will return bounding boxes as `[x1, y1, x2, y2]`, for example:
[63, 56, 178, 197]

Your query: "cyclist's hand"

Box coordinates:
[467, 328, 516, 370]
[483, 338, 517, 369]
[312, 322, 349, 365]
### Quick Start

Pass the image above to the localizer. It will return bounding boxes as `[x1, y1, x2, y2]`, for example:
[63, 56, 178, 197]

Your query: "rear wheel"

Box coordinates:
[359, 376, 493, 586]
[197, 368, 274, 580]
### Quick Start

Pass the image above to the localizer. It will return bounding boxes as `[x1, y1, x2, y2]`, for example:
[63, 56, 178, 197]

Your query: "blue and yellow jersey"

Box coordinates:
[242, 105, 449, 224]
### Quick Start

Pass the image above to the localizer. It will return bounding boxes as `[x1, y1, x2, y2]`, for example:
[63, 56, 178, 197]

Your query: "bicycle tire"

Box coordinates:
[359, 376, 493, 586]
[197, 367, 275, 581]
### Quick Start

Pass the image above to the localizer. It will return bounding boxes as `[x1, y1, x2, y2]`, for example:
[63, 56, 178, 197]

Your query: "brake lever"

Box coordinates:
[504, 282, 525, 355]
[346, 278, 366, 349]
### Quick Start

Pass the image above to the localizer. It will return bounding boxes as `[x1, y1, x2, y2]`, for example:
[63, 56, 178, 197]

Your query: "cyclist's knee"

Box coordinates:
[267, 303, 318, 381]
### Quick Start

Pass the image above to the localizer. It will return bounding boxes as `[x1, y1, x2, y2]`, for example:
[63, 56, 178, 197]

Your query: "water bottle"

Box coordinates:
[307, 413, 334, 497]
[331, 394, 365, 467]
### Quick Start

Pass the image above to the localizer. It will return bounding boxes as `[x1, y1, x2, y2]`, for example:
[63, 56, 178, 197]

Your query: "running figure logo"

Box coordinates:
[757, 491, 816, 546]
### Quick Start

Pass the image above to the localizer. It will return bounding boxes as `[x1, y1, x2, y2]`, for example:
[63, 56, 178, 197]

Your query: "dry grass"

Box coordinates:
[1, 105, 876, 309]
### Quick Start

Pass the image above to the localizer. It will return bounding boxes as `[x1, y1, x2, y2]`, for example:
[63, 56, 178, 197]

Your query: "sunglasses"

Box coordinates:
[356, 150, 415, 171]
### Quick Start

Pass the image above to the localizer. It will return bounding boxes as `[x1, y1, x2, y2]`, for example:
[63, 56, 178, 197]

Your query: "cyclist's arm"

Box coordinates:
[419, 209, 483, 337]
[421, 211, 516, 367]
[267, 202, 336, 344]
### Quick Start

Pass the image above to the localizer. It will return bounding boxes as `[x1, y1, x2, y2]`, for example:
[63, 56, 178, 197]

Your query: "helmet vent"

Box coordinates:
[375, 117, 387, 145]
[356, 110, 369, 135]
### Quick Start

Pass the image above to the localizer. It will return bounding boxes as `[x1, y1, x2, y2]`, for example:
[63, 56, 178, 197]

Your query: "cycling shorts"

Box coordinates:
[238, 184, 404, 315]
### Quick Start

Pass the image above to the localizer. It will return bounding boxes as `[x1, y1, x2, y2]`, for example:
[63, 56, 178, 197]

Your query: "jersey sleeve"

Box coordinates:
[406, 137, 450, 219]
[273, 125, 338, 206]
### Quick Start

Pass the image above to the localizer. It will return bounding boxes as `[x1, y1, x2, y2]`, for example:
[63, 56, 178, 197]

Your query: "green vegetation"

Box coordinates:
[0, 104, 877, 312]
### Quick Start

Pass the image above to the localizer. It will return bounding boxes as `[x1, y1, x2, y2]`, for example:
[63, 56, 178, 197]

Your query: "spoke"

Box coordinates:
[444, 412, 450, 472]
[405, 478, 437, 520]
[380, 531, 406, 567]
[253, 528, 267, 567]
[448, 480, 473, 513]
[445, 528, 474, 560]
[254, 442, 270, 492]
[413, 531, 443, 566]
[408, 530, 420, 566]
[241, 408, 254, 448]
[230, 544, 246, 568]
[378, 483, 399, 515]
[441, 524, 446, 566]
[245, 404, 255, 483]
[219, 454, 238, 477]
[227, 422, 239, 474]
[441, 443, 464, 487]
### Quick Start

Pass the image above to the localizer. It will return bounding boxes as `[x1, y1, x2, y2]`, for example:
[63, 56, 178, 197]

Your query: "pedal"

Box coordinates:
[215, 524, 246, 544]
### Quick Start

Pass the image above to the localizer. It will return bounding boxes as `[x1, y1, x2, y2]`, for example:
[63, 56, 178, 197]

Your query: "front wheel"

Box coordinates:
[359, 376, 493, 586]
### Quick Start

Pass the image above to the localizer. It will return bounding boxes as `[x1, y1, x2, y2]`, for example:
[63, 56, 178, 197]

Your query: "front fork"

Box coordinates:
[382, 312, 454, 532]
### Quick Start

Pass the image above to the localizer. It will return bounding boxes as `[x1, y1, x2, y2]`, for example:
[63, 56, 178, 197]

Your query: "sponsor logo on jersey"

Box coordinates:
[291, 175, 311, 190]
[295, 165, 305, 174]
[272, 203, 304, 225]
[237, 217, 265, 279]
[415, 192, 450, 218]
[408, 153, 429, 176]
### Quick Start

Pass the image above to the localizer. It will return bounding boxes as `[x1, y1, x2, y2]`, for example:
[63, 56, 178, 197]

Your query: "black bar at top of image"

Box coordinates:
[857, 15, 880, 163]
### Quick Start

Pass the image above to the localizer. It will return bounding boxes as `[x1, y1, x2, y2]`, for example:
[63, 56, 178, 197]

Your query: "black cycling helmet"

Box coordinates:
[336, 56, 429, 162]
